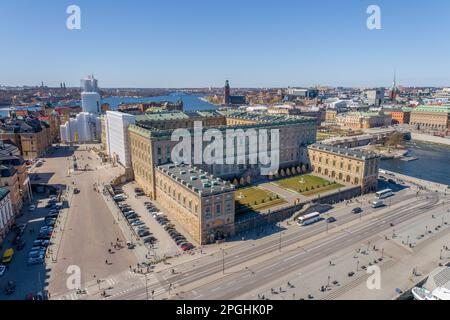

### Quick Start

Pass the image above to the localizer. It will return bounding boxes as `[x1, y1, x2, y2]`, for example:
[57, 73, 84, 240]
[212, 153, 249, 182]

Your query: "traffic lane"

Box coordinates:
[191, 195, 440, 299]
[112, 192, 432, 300]
[153, 191, 421, 285]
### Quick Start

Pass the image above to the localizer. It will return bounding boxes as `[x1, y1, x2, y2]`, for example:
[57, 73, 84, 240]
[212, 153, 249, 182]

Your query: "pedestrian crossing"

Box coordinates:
[56, 270, 162, 300]
[59, 288, 91, 300]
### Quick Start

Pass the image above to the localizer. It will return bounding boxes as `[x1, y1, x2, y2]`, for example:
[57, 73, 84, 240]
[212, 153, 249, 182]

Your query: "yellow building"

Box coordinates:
[129, 111, 317, 200]
[308, 143, 380, 194]
[155, 163, 235, 244]
[336, 111, 392, 129]
[0, 165, 22, 215]
[410, 105, 450, 131]
[0, 119, 52, 160]
[19, 127, 51, 160]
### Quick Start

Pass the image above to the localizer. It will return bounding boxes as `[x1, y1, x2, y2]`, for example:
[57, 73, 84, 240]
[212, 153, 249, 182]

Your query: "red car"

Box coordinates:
[181, 243, 194, 251]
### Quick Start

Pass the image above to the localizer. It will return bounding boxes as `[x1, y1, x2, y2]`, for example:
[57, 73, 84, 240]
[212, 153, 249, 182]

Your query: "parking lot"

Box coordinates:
[110, 182, 197, 260]
[0, 192, 63, 300]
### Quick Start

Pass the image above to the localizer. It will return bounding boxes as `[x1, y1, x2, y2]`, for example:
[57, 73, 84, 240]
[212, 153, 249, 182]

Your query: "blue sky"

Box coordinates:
[1, 0, 450, 88]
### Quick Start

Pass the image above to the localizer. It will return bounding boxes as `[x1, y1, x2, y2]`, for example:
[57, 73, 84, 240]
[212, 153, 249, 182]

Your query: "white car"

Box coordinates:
[0, 265, 6, 277]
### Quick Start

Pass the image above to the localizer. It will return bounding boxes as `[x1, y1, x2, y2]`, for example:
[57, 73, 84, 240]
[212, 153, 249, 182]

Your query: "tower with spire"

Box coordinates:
[390, 71, 398, 101]
[224, 80, 231, 105]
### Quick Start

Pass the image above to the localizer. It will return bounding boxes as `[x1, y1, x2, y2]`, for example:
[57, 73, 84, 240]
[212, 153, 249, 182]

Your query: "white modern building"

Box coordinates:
[81, 75, 101, 114]
[0, 188, 14, 244]
[60, 75, 102, 143]
[81, 75, 99, 93]
[60, 112, 102, 143]
[105, 111, 136, 168]
[81, 92, 101, 114]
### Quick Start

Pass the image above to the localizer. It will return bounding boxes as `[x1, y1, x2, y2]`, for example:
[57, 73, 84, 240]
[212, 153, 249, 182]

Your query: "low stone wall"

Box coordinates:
[234, 186, 362, 234]
[411, 133, 450, 146]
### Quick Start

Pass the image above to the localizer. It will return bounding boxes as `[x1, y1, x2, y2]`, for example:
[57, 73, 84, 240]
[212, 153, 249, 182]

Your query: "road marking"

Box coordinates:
[283, 252, 305, 262]
[106, 278, 117, 286]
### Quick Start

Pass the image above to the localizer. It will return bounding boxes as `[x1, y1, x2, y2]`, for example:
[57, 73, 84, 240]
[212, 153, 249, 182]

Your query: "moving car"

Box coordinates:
[143, 236, 157, 244]
[372, 200, 385, 208]
[327, 217, 337, 223]
[352, 207, 363, 214]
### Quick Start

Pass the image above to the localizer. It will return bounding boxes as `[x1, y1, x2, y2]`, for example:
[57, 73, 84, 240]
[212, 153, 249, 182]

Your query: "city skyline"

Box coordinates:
[2, 0, 450, 88]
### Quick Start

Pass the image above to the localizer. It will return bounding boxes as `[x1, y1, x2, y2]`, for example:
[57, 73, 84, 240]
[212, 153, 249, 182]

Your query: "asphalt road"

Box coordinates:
[107, 190, 442, 300]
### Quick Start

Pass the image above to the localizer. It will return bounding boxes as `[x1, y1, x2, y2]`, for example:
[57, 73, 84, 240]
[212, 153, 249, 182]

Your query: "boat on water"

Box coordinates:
[412, 286, 450, 300]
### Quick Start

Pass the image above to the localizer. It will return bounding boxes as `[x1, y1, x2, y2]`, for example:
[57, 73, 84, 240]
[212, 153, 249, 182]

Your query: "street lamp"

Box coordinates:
[222, 248, 225, 275]
[145, 274, 149, 301]
[278, 223, 282, 252]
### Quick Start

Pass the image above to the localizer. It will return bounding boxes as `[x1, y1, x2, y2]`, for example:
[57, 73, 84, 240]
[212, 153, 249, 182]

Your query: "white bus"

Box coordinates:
[375, 189, 393, 199]
[297, 212, 322, 226]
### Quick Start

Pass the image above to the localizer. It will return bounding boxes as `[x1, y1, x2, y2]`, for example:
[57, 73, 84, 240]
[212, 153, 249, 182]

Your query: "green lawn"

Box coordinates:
[275, 174, 344, 197]
[235, 187, 286, 213]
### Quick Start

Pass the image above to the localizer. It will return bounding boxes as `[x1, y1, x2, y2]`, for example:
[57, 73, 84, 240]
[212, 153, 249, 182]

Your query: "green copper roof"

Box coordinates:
[413, 105, 450, 113]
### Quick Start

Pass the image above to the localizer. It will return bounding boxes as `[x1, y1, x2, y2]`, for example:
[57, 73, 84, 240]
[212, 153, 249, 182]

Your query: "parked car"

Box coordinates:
[28, 251, 45, 259]
[30, 247, 46, 254]
[33, 240, 50, 247]
[175, 239, 187, 245]
[128, 218, 139, 225]
[181, 243, 194, 251]
[27, 257, 44, 266]
[38, 234, 51, 240]
[46, 220, 56, 227]
[131, 220, 145, 227]
[47, 213, 59, 219]
[138, 230, 151, 237]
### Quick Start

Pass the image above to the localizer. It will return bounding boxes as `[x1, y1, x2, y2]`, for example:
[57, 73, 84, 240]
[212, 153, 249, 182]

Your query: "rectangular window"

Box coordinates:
[216, 203, 221, 215]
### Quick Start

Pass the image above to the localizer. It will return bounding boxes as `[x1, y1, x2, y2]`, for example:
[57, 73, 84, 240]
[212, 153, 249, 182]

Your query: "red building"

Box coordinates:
[390, 109, 411, 124]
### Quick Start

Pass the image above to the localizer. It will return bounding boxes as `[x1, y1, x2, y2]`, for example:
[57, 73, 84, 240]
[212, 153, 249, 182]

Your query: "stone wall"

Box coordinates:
[234, 185, 361, 234]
